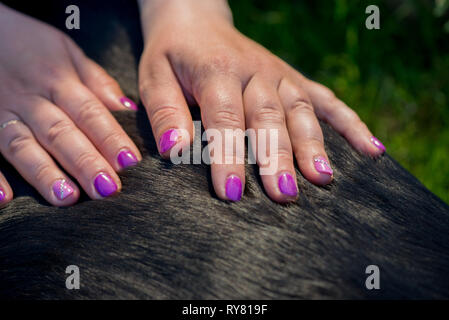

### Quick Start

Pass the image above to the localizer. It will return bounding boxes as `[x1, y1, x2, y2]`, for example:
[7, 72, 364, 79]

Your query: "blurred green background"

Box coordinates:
[230, 0, 449, 204]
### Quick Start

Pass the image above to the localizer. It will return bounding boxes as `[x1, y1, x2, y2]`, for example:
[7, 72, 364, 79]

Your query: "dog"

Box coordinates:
[1, 0, 448, 299]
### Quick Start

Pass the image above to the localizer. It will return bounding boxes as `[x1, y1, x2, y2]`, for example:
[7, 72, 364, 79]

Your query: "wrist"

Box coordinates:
[138, 0, 233, 41]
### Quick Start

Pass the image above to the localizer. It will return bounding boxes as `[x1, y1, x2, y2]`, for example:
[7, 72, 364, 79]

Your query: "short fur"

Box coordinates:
[0, 0, 448, 299]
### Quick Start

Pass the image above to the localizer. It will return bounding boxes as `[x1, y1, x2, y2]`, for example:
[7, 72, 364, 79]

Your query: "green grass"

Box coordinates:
[230, 0, 449, 204]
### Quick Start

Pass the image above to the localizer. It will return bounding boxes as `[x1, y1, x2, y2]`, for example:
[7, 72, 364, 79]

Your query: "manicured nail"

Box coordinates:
[278, 173, 298, 197]
[94, 172, 118, 197]
[120, 97, 138, 110]
[52, 179, 74, 201]
[225, 175, 242, 202]
[0, 188, 5, 202]
[117, 149, 138, 169]
[159, 129, 179, 153]
[314, 156, 333, 176]
[371, 136, 386, 152]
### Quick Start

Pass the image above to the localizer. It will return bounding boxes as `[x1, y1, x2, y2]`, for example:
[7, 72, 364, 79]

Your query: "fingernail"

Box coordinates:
[52, 179, 74, 201]
[225, 175, 242, 202]
[371, 136, 386, 152]
[278, 173, 298, 197]
[117, 149, 138, 169]
[94, 172, 118, 197]
[314, 156, 333, 176]
[159, 129, 179, 153]
[120, 97, 138, 110]
[0, 189, 5, 202]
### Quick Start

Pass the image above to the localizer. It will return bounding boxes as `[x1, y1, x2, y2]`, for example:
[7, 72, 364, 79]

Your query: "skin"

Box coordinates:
[0, 1, 384, 207]
[0, 4, 141, 207]
[137, 0, 384, 203]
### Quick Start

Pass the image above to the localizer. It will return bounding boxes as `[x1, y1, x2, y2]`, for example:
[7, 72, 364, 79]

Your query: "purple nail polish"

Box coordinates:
[159, 129, 179, 153]
[118, 149, 138, 169]
[0, 189, 5, 202]
[52, 179, 74, 201]
[371, 136, 386, 152]
[94, 172, 118, 197]
[120, 97, 138, 111]
[226, 175, 242, 202]
[314, 156, 333, 176]
[278, 173, 298, 197]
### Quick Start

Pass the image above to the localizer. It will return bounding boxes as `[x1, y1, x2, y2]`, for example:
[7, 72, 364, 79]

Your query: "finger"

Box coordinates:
[194, 76, 245, 202]
[0, 170, 13, 208]
[139, 54, 193, 157]
[0, 113, 79, 206]
[278, 78, 333, 185]
[50, 80, 141, 172]
[18, 97, 122, 199]
[67, 38, 138, 111]
[302, 79, 386, 156]
[243, 75, 298, 203]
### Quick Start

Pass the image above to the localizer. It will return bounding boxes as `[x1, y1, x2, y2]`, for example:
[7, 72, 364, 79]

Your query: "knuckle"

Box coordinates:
[305, 134, 324, 146]
[288, 97, 314, 114]
[74, 151, 99, 172]
[205, 53, 237, 74]
[34, 161, 53, 183]
[76, 99, 103, 124]
[209, 109, 243, 129]
[100, 130, 124, 150]
[39, 63, 67, 83]
[253, 55, 272, 70]
[138, 76, 171, 107]
[46, 119, 74, 146]
[327, 99, 358, 123]
[343, 108, 362, 125]
[192, 54, 238, 91]
[94, 72, 118, 89]
[358, 119, 369, 132]
[271, 146, 294, 162]
[350, 108, 362, 122]
[149, 105, 179, 127]
[6, 133, 33, 157]
[254, 103, 285, 125]
[318, 86, 338, 104]
[342, 117, 364, 136]
[354, 118, 368, 133]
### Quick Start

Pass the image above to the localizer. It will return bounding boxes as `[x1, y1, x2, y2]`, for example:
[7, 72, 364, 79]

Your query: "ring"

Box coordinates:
[0, 119, 23, 131]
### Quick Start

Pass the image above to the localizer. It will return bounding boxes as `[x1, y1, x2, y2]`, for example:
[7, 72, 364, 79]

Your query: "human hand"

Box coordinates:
[0, 4, 141, 207]
[137, 0, 386, 203]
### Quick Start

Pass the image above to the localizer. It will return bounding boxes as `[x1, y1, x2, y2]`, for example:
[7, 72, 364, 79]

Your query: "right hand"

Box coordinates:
[137, 0, 385, 203]
[0, 4, 141, 207]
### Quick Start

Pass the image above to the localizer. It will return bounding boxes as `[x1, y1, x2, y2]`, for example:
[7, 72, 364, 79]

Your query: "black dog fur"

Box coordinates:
[0, 0, 449, 299]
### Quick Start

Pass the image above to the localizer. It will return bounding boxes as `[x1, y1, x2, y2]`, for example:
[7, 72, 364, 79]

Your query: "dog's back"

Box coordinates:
[0, 0, 449, 299]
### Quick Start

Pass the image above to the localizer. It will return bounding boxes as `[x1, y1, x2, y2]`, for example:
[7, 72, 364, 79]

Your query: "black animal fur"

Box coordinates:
[0, 0, 448, 299]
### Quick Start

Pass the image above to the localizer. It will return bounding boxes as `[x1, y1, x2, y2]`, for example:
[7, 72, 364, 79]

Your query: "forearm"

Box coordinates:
[137, 0, 233, 41]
